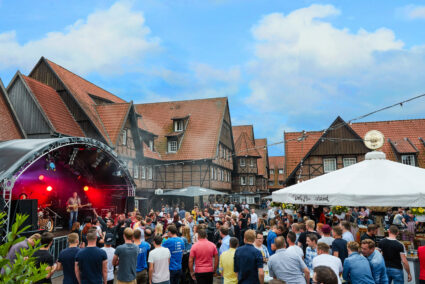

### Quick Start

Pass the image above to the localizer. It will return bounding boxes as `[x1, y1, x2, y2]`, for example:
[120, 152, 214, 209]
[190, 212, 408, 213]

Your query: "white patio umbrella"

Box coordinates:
[272, 151, 425, 207]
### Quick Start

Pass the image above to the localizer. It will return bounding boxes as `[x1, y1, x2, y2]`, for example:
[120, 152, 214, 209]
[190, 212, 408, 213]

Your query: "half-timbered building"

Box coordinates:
[285, 116, 425, 186]
[268, 156, 285, 191]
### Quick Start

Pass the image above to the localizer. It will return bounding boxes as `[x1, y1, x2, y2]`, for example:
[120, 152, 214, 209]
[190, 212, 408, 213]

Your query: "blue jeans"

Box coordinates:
[386, 267, 404, 284]
[69, 211, 78, 230]
[250, 223, 257, 230]
[170, 269, 181, 284]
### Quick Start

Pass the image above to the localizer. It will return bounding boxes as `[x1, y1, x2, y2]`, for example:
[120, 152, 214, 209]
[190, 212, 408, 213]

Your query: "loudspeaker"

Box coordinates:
[10, 199, 38, 231]
[126, 196, 135, 213]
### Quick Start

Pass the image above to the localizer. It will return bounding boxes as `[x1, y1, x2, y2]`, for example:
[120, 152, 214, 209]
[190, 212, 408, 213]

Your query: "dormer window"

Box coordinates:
[175, 120, 184, 132]
[168, 140, 178, 152]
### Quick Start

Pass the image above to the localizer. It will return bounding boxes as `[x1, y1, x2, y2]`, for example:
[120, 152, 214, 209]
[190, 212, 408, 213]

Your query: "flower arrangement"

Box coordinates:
[411, 207, 425, 216]
[331, 206, 348, 215]
[281, 203, 296, 210]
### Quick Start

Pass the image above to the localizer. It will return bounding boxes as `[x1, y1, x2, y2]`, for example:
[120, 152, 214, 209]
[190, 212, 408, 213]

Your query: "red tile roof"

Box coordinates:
[22, 76, 84, 137]
[389, 138, 418, 154]
[233, 131, 260, 157]
[135, 97, 228, 161]
[45, 59, 126, 145]
[95, 103, 131, 146]
[232, 125, 255, 143]
[269, 156, 285, 170]
[255, 138, 269, 178]
[284, 131, 322, 178]
[143, 143, 161, 160]
[0, 80, 24, 141]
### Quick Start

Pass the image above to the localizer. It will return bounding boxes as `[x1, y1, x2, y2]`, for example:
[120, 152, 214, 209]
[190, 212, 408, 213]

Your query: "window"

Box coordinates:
[148, 167, 153, 180]
[122, 129, 127, 146]
[221, 169, 224, 181]
[240, 158, 246, 167]
[174, 120, 184, 132]
[323, 158, 337, 173]
[148, 140, 154, 151]
[211, 167, 214, 180]
[214, 167, 217, 180]
[270, 169, 275, 175]
[402, 155, 415, 166]
[141, 166, 146, 179]
[249, 176, 254, 185]
[168, 140, 177, 152]
[268, 181, 274, 186]
[343, 158, 356, 167]
[241, 176, 246, 185]
[250, 159, 255, 167]
[133, 164, 139, 179]
[278, 169, 284, 174]
[218, 169, 221, 181]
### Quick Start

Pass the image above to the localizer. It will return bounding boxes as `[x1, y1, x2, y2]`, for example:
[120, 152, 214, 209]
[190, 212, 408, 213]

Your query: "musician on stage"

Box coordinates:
[67, 192, 81, 230]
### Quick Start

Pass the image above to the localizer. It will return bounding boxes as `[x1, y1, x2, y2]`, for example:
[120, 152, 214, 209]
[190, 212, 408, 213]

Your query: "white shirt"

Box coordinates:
[312, 254, 342, 284]
[250, 213, 258, 224]
[286, 245, 304, 259]
[342, 231, 354, 242]
[267, 209, 275, 219]
[101, 246, 116, 281]
[148, 247, 171, 283]
[232, 211, 239, 218]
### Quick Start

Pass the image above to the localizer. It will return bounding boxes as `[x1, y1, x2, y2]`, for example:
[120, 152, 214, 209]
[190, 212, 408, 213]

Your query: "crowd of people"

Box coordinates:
[5, 202, 425, 284]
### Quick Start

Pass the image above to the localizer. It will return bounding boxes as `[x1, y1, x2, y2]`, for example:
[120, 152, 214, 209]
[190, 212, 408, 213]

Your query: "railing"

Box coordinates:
[49, 235, 68, 279]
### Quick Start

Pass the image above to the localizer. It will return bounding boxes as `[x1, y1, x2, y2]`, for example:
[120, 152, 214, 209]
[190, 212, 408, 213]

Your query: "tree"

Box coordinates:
[0, 212, 48, 283]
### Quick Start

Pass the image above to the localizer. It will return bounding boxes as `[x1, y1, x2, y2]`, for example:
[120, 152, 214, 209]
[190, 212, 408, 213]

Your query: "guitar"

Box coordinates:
[67, 203, 92, 213]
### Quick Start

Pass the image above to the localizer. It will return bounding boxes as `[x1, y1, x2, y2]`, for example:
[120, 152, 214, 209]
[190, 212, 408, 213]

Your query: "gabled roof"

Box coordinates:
[37, 58, 127, 145]
[22, 76, 84, 137]
[234, 131, 261, 157]
[135, 97, 228, 161]
[389, 138, 418, 154]
[284, 131, 322, 180]
[269, 156, 285, 170]
[232, 125, 255, 143]
[255, 138, 269, 178]
[0, 79, 25, 141]
[95, 103, 131, 146]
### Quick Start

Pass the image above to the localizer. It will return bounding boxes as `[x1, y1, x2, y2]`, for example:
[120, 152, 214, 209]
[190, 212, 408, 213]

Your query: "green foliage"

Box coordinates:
[0, 212, 48, 284]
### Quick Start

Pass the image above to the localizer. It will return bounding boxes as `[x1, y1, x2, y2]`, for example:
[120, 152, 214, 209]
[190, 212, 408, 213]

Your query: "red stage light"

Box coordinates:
[39, 175, 45, 181]
[46, 186, 53, 192]
[83, 186, 89, 192]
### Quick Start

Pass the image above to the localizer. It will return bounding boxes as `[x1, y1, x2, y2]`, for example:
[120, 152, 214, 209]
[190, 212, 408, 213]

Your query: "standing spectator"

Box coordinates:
[4, 233, 41, 271]
[290, 223, 301, 243]
[267, 206, 275, 222]
[234, 230, 264, 284]
[361, 239, 388, 284]
[298, 220, 321, 254]
[317, 225, 334, 249]
[268, 236, 309, 284]
[113, 228, 139, 284]
[340, 221, 354, 242]
[378, 225, 412, 283]
[343, 242, 374, 284]
[189, 228, 219, 284]
[313, 266, 339, 284]
[286, 231, 304, 259]
[219, 237, 239, 284]
[101, 233, 116, 284]
[214, 221, 223, 249]
[219, 227, 231, 255]
[250, 209, 258, 230]
[305, 234, 318, 272]
[33, 232, 56, 284]
[418, 244, 425, 284]
[360, 224, 378, 243]
[267, 225, 283, 255]
[312, 243, 342, 284]
[75, 230, 108, 284]
[181, 225, 193, 252]
[331, 226, 348, 265]
[254, 231, 270, 262]
[57, 233, 80, 284]
[148, 235, 171, 284]
[134, 229, 150, 284]
[163, 225, 185, 284]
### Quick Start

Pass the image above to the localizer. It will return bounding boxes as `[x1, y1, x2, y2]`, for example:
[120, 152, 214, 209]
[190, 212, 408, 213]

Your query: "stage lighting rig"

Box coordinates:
[91, 151, 104, 168]
[69, 148, 79, 166]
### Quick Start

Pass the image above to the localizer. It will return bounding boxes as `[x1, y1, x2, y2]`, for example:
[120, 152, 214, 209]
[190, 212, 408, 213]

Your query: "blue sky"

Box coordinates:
[1, 0, 425, 156]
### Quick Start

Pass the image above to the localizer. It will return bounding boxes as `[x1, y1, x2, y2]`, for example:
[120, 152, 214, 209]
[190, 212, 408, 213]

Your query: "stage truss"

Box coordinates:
[0, 137, 135, 242]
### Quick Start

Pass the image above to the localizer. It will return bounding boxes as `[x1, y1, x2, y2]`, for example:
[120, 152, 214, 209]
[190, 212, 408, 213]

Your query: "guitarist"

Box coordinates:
[67, 192, 81, 230]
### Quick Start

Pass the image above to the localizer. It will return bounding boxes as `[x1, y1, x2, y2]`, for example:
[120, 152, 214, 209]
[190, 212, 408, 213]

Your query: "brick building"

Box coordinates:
[268, 156, 285, 191]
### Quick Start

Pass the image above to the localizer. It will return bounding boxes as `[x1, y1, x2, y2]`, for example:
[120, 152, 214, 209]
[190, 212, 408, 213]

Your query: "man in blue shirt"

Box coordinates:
[219, 227, 230, 255]
[267, 225, 283, 255]
[343, 241, 375, 284]
[57, 233, 80, 284]
[361, 239, 389, 284]
[234, 229, 264, 284]
[163, 224, 185, 284]
[134, 229, 150, 284]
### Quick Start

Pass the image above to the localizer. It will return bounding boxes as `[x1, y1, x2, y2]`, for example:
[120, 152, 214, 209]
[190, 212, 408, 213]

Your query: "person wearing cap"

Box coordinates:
[57, 233, 80, 284]
[102, 233, 116, 284]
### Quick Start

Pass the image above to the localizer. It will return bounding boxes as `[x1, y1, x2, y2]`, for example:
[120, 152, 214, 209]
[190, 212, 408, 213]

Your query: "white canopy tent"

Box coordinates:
[272, 151, 425, 207]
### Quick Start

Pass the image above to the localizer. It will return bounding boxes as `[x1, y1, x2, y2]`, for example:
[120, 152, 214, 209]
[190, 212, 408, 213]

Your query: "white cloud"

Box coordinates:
[403, 5, 425, 20]
[0, 1, 159, 75]
[246, 4, 425, 119]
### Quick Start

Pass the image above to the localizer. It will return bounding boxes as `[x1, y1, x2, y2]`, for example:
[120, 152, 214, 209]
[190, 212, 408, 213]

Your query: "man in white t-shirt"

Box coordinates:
[312, 243, 342, 284]
[148, 235, 171, 284]
[286, 231, 304, 259]
[267, 206, 275, 221]
[101, 233, 116, 284]
[250, 209, 258, 230]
